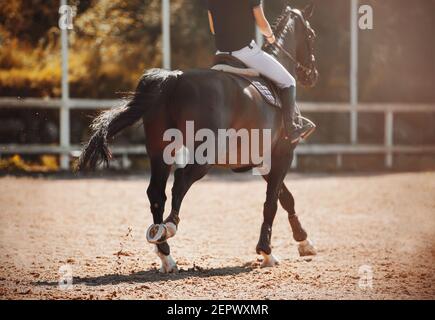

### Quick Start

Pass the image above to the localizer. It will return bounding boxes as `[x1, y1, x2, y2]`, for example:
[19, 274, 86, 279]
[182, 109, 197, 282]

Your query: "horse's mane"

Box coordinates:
[262, 7, 293, 57]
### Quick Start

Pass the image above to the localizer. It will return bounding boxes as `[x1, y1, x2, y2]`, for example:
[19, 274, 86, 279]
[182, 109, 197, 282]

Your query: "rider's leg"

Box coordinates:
[279, 86, 315, 143]
[231, 41, 295, 88]
[232, 42, 315, 142]
[280, 86, 301, 142]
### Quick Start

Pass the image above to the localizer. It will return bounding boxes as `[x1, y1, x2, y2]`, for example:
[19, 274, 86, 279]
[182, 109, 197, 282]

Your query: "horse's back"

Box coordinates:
[170, 69, 281, 133]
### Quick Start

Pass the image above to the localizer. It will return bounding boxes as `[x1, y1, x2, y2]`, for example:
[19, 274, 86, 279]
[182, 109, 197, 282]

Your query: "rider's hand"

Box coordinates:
[266, 34, 276, 44]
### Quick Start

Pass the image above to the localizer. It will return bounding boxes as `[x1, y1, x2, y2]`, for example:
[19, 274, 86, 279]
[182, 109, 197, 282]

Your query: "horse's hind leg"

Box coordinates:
[145, 156, 177, 273]
[169, 163, 210, 230]
[278, 184, 317, 256]
[262, 151, 317, 257]
[146, 161, 209, 273]
[257, 141, 291, 267]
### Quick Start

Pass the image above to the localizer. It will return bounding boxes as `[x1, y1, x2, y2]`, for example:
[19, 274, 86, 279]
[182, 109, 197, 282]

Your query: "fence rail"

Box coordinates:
[1, 98, 434, 170]
[2, 98, 435, 112]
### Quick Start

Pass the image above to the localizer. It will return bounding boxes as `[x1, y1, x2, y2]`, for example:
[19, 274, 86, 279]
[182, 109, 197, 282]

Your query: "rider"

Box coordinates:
[206, 0, 315, 143]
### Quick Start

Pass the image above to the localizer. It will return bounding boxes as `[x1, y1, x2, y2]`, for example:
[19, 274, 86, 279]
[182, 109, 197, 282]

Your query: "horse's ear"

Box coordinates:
[302, 3, 315, 19]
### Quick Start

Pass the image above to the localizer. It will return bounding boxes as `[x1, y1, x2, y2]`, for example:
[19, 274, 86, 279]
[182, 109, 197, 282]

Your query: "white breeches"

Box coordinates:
[217, 40, 296, 89]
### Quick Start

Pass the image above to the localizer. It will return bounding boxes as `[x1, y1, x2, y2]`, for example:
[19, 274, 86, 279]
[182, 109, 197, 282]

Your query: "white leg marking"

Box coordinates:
[260, 251, 279, 268]
[297, 239, 317, 256]
[156, 248, 178, 274]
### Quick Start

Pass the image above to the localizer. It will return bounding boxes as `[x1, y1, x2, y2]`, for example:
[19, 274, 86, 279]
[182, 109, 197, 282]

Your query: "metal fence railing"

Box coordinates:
[1, 98, 434, 170]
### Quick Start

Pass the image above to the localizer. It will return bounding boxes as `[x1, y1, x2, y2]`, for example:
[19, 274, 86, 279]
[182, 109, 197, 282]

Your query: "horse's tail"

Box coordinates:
[76, 68, 182, 171]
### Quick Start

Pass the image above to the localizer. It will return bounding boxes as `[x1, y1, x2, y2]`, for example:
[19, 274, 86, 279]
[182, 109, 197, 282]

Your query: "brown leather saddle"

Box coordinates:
[212, 54, 282, 108]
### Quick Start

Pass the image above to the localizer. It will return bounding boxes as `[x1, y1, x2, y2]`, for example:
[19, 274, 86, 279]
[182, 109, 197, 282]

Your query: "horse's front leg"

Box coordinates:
[257, 141, 292, 267]
[145, 156, 177, 273]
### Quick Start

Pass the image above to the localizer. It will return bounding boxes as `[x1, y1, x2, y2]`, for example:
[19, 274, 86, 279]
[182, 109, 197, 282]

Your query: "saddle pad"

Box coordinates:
[237, 75, 282, 108]
[211, 67, 282, 108]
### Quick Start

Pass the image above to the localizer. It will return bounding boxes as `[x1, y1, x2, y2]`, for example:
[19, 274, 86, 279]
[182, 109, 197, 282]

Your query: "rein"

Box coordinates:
[273, 42, 313, 74]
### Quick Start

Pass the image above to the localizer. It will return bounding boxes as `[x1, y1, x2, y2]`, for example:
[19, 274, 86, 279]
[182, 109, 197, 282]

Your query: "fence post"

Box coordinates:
[60, 0, 70, 170]
[350, 0, 359, 144]
[385, 110, 394, 168]
[162, 0, 171, 70]
[291, 153, 298, 170]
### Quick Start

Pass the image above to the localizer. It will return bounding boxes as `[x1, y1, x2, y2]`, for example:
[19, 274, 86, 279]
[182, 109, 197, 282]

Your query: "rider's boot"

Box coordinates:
[280, 86, 316, 143]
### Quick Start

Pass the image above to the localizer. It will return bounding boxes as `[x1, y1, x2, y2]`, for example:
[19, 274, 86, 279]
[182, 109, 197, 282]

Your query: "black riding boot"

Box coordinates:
[280, 86, 316, 143]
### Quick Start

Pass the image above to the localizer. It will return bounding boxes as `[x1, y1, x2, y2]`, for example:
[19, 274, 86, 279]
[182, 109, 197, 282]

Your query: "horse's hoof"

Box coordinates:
[147, 224, 166, 244]
[157, 251, 178, 274]
[298, 239, 317, 256]
[146, 223, 177, 244]
[259, 251, 279, 268]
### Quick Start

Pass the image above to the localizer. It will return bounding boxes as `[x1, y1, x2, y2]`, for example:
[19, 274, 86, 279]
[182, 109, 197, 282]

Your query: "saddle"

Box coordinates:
[211, 54, 282, 108]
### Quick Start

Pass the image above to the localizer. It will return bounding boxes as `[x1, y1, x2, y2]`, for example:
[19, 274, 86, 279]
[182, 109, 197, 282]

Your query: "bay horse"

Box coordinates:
[77, 4, 319, 273]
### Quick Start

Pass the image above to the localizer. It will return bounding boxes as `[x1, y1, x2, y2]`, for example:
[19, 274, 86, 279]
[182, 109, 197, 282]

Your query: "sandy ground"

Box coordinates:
[0, 171, 434, 300]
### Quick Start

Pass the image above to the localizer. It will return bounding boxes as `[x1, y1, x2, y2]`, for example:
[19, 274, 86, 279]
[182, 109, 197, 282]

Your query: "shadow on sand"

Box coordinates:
[35, 264, 255, 287]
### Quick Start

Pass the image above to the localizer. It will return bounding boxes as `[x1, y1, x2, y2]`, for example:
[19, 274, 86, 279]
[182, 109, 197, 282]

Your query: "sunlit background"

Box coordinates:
[0, 0, 434, 173]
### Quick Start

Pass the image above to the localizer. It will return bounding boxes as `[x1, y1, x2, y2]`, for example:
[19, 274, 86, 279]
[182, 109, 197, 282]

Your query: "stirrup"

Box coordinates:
[298, 116, 316, 141]
[286, 124, 305, 144]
